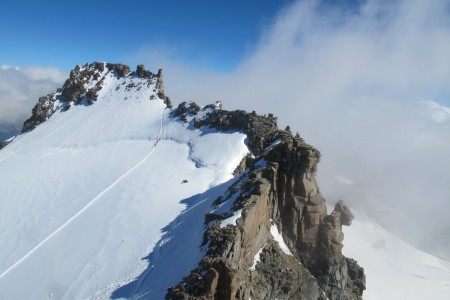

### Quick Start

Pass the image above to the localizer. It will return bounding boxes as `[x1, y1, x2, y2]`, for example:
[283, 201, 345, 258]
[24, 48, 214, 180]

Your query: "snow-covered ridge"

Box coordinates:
[20, 62, 171, 134]
[0, 64, 248, 299]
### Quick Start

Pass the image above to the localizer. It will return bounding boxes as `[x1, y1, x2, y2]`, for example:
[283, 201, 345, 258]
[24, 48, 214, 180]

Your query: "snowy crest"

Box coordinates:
[21, 62, 170, 133]
[0, 63, 248, 299]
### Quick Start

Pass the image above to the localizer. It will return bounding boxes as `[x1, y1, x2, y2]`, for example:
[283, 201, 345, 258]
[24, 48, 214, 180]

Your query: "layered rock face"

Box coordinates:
[21, 62, 171, 133]
[167, 105, 365, 299]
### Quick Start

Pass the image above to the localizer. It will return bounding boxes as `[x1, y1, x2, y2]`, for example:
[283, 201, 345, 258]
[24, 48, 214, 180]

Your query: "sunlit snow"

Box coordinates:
[220, 209, 243, 228]
[249, 243, 267, 271]
[0, 72, 248, 299]
[343, 210, 450, 300]
[270, 224, 293, 256]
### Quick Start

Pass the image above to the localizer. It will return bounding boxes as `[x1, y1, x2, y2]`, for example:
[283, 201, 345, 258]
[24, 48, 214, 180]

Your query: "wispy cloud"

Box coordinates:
[424, 100, 450, 123]
[130, 0, 450, 252]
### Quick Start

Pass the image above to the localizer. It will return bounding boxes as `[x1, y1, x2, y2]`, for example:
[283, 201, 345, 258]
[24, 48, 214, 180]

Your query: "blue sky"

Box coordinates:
[1, 0, 296, 71]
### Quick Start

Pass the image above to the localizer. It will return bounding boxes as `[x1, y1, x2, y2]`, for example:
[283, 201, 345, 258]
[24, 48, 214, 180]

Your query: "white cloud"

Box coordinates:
[20, 66, 68, 83]
[423, 100, 450, 123]
[128, 0, 450, 252]
[0, 66, 67, 134]
[0, 65, 20, 71]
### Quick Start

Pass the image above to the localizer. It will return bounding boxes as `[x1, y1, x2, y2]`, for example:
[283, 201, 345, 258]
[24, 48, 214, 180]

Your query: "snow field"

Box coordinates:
[0, 73, 249, 299]
[343, 210, 450, 300]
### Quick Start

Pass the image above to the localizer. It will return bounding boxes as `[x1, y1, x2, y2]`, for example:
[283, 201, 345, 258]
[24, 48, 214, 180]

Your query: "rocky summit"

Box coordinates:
[21, 62, 171, 133]
[167, 101, 365, 299]
[0, 63, 364, 300]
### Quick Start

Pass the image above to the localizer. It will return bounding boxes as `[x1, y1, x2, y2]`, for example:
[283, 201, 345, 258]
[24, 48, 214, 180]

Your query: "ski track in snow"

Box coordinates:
[0, 99, 165, 282]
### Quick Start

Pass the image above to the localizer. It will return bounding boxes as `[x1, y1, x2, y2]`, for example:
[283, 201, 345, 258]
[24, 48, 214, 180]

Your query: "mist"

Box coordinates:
[130, 0, 450, 256]
[0, 66, 67, 139]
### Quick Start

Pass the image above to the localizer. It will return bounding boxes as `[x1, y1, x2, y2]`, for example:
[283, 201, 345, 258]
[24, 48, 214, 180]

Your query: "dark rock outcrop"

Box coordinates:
[251, 242, 322, 300]
[172, 103, 282, 157]
[155, 68, 173, 108]
[106, 63, 130, 77]
[136, 64, 154, 79]
[0, 140, 11, 150]
[167, 108, 365, 299]
[22, 94, 60, 133]
[172, 101, 201, 123]
[196, 110, 281, 157]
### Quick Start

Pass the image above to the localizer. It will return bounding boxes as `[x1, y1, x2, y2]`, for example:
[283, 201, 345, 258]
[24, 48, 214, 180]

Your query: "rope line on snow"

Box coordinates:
[0, 99, 165, 281]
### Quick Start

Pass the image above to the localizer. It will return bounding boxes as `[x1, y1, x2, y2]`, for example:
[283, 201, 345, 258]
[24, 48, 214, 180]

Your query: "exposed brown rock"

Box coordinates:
[166, 116, 365, 299]
[172, 104, 283, 156]
[251, 242, 325, 300]
[232, 154, 254, 176]
[22, 94, 59, 132]
[334, 200, 354, 226]
[0, 140, 11, 150]
[136, 64, 154, 79]
[106, 63, 130, 77]
[345, 257, 366, 299]
[154, 68, 172, 108]
[157, 69, 164, 94]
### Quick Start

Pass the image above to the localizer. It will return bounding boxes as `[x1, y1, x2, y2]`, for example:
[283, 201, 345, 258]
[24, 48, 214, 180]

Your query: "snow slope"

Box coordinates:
[343, 210, 450, 300]
[322, 174, 450, 299]
[0, 70, 248, 299]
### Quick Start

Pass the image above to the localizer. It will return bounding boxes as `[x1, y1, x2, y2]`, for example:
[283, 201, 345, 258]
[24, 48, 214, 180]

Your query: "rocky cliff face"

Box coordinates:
[167, 103, 365, 299]
[21, 62, 171, 133]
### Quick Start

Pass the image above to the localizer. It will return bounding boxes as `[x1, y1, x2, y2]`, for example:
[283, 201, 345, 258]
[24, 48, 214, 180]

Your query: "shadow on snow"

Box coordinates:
[111, 176, 239, 299]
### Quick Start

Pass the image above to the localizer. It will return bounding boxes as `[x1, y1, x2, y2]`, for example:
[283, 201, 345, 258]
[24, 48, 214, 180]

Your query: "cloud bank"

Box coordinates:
[0, 66, 67, 139]
[130, 0, 450, 255]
